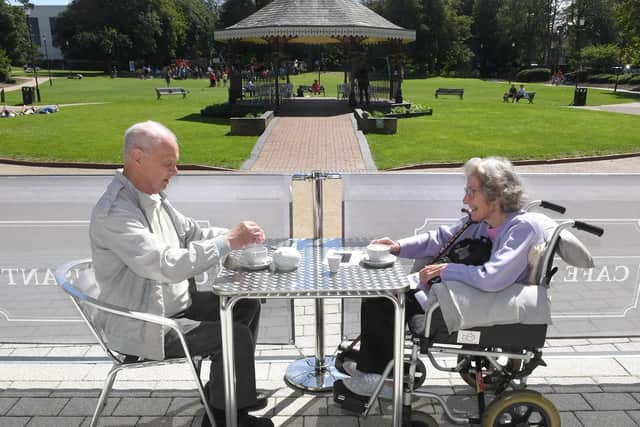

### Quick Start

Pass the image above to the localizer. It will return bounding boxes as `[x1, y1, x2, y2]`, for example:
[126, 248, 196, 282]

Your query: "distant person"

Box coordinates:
[311, 79, 321, 95]
[1, 105, 15, 118]
[552, 69, 564, 86]
[165, 69, 172, 87]
[515, 84, 527, 102]
[38, 105, 59, 114]
[356, 66, 370, 105]
[503, 84, 517, 102]
[22, 105, 36, 115]
[246, 79, 255, 97]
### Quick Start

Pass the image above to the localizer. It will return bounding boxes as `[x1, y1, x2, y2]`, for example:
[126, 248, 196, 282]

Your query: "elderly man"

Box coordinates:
[90, 121, 273, 427]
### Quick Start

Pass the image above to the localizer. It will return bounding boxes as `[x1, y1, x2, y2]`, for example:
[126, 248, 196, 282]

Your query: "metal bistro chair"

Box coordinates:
[55, 258, 215, 427]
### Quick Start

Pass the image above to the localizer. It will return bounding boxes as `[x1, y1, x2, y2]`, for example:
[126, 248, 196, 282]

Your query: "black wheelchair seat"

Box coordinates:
[409, 309, 547, 353]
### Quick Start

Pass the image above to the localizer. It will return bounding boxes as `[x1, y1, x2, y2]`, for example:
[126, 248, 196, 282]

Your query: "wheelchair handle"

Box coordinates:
[539, 200, 566, 214]
[574, 221, 604, 237]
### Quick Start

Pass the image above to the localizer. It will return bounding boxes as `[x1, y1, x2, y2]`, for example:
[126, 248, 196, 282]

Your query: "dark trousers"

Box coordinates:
[359, 85, 370, 105]
[164, 290, 261, 410]
[358, 290, 448, 374]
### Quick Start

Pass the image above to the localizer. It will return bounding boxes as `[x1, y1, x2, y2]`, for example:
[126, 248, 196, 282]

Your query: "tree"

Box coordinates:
[0, 48, 11, 81]
[52, 0, 217, 69]
[175, 0, 216, 62]
[472, 0, 502, 76]
[0, 0, 31, 65]
[615, 0, 640, 64]
[217, 0, 256, 29]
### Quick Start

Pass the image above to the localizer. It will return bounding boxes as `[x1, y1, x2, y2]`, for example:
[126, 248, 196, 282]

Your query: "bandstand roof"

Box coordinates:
[214, 0, 416, 45]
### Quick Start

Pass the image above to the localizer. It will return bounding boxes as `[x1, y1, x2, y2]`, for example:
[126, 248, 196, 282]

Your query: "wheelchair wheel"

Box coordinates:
[410, 411, 439, 427]
[458, 354, 523, 391]
[410, 357, 427, 389]
[481, 389, 560, 427]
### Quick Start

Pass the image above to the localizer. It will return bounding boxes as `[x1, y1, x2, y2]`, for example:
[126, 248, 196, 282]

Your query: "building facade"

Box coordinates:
[26, 5, 67, 61]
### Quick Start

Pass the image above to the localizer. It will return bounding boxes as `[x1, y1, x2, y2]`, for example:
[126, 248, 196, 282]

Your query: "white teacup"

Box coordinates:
[327, 254, 342, 273]
[273, 247, 301, 271]
[366, 243, 391, 262]
[242, 244, 268, 265]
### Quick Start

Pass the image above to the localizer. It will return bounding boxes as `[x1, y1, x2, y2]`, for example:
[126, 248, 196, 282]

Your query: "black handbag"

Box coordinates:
[435, 236, 492, 265]
[428, 213, 493, 284]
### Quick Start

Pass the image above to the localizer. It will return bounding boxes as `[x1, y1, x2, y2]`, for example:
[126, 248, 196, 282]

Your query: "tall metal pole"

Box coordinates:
[23, 5, 41, 102]
[42, 35, 52, 86]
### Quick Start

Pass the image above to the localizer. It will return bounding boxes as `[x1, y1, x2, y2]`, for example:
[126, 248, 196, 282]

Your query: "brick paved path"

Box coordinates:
[249, 114, 368, 172]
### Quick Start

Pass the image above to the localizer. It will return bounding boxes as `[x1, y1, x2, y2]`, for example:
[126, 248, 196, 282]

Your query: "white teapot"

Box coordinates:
[272, 247, 301, 271]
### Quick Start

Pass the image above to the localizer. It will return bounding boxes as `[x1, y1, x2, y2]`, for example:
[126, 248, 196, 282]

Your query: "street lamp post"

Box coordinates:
[509, 42, 516, 84]
[42, 35, 53, 86]
[574, 16, 585, 89]
[23, 4, 41, 102]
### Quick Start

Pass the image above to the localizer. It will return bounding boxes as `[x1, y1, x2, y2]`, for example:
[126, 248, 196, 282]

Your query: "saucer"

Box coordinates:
[239, 256, 272, 271]
[362, 254, 396, 268]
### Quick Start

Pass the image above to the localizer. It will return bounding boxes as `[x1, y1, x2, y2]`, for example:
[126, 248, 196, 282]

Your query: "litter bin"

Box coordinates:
[21, 86, 35, 105]
[573, 87, 588, 106]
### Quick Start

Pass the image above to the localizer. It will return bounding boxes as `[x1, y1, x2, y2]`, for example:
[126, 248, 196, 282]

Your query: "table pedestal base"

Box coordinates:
[284, 356, 348, 392]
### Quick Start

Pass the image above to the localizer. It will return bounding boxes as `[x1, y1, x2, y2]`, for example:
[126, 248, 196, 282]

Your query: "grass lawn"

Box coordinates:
[1, 72, 639, 169]
[368, 77, 640, 169]
[0, 75, 255, 168]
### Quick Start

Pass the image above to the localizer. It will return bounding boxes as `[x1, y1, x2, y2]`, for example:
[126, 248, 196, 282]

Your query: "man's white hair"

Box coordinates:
[123, 121, 177, 160]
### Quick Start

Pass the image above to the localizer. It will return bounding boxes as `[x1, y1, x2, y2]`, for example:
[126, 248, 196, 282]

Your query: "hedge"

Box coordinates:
[515, 67, 551, 82]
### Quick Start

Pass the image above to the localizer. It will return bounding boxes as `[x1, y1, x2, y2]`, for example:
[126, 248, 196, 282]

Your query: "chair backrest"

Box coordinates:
[54, 259, 122, 362]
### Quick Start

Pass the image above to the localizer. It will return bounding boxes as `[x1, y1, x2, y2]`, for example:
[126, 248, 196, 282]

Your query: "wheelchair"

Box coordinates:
[333, 200, 604, 426]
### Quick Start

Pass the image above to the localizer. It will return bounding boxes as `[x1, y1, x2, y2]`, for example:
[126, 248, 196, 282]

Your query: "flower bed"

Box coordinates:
[230, 111, 274, 136]
[353, 108, 397, 134]
[384, 109, 432, 118]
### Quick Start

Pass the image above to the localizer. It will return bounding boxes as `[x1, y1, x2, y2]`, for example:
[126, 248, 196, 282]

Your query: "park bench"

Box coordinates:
[435, 88, 464, 99]
[155, 87, 188, 99]
[297, 84, 325, 96]
[516, 91, 536, 103]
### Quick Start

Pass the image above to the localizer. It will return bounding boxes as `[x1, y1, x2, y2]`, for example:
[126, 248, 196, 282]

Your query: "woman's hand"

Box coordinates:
[419, 263, 448, 288]
[370, 238, 400, 254]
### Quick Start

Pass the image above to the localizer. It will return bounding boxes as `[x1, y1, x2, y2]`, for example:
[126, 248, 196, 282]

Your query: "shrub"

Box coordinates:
[200, 103, 231, 118]
[588, 73, 616, 83]
[580, 44, 620, 74]
[515, 68, 551, 82]
[0, 49, 11, 82]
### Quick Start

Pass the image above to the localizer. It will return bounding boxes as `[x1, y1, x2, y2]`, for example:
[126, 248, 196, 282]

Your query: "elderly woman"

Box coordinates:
[341, 156, 546, 397]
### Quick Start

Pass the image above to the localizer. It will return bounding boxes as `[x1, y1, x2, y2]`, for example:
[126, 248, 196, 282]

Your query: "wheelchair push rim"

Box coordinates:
[481, 389, 560, 427]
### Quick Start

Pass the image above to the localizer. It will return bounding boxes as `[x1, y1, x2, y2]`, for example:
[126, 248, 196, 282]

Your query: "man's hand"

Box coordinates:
[226, 221, 265, 250]
[419, 263, 448, 288]
[370, 238, 400, 254]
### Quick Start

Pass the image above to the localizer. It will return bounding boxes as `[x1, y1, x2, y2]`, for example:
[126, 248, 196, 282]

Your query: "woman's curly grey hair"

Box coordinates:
[464, 157, 527, 212]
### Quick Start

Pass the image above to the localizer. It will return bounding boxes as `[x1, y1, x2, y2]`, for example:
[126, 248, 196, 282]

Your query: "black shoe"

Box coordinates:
[240, 393, 268, 412]
[204, 409, 273, 427]
[203, 381, 268, 412]
[335, 349, 360, 376]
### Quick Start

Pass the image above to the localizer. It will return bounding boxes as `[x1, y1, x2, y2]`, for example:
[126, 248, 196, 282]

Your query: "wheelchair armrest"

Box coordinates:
[421, 301, 441, 339]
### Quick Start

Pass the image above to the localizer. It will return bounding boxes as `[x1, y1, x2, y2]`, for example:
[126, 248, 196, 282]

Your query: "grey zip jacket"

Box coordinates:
[89, 170, 230, 360]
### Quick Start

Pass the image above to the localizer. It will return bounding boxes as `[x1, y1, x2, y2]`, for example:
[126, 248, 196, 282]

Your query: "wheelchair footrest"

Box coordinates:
[333, 380, 369, 414]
